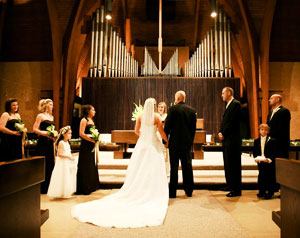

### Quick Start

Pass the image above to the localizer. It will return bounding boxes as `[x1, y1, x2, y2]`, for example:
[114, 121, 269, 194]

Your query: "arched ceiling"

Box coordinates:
[0, 0, 300, 61]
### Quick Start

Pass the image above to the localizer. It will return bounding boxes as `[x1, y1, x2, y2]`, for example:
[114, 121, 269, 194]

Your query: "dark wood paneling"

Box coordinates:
[82, 77, 240, 138]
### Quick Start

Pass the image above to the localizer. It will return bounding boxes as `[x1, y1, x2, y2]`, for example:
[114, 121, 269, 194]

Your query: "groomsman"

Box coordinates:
[164, 91, 196, 198]
[267, 94, 291, 159]
[218, 87, 242, 197]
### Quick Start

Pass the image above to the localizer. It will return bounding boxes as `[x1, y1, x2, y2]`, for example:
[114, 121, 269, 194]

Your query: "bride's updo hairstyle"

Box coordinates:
[38, 99, 53, 113]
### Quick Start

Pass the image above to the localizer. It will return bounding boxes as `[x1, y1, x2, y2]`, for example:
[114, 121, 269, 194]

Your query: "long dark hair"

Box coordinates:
[5, 98, 18, 113]
[81, 104, 94, 121]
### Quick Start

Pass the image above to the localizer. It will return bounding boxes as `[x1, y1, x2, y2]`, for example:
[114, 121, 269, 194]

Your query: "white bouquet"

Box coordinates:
[46, 124, 58, 137]
[89, 126, 100, 141]
[14, 119, 27, 133]
[131, 101, 143, 121]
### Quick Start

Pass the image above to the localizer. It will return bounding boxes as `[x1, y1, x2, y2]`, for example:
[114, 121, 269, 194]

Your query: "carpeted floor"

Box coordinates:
[42, 190, 250, 238]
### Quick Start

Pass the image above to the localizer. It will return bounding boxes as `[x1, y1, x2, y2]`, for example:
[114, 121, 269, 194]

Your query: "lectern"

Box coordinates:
[272, 158, 300, 238]
[0, 157, 48, 238]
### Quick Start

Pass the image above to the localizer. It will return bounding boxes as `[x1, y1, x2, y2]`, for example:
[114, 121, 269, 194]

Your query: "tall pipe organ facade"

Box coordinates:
[89, 7, 139, 78]
[185, 8, 232, 78]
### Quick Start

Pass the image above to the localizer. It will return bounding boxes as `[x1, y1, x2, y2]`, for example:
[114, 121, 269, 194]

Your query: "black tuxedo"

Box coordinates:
[164, 102, 196, 197]
[267, 105, 291, 158]
[253, 136, 276, 194]
[219, 99, 242, 193]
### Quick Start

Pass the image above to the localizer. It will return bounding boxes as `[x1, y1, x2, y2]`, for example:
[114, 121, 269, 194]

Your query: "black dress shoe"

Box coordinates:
[264, 192, 274, 200]
[257, 192, 266, 198]
[186, 193, 192, 197]
[226, 191, 241, 197]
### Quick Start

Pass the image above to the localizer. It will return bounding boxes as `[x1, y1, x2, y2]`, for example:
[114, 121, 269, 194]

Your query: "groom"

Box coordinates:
[164, 91, 197, 198]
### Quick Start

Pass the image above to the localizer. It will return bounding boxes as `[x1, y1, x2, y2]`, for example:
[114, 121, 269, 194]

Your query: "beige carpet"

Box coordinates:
[45, 190, 250, 238]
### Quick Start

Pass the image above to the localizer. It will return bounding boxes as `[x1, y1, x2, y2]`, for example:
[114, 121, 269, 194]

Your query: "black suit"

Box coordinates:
[267, 106, 291, 158]
[219, 99, 242, 193]
[164, 102, 196, 197]
[253, 136, 276, 194]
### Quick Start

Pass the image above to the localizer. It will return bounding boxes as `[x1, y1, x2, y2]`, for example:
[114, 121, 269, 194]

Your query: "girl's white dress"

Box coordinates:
[47, 140, 78, 198]
[71, 99, 169, 228]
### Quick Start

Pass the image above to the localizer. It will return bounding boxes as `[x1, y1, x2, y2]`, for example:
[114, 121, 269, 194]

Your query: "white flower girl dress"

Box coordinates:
[47, 140, 78, 198]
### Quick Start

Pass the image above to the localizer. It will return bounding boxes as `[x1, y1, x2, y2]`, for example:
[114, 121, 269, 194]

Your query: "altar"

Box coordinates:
[111, 130, 206, 159]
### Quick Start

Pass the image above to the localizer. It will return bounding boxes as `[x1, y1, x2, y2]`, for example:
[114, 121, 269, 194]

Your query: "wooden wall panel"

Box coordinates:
[82, 77, 240, 139]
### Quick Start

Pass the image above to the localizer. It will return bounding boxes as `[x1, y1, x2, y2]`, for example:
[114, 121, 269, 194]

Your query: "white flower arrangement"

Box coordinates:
[46, 124, 58, 137]
[14, 119, 27, 133]
[90, 126, 100, 141]
[131, 101, 143, 121]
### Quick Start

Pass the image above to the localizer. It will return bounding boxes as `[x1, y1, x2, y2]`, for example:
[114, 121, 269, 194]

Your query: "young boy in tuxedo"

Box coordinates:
[253, 124, 277, 199]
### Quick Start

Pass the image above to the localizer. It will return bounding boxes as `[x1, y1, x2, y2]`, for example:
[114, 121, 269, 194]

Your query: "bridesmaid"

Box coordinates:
[158, 102, 168, 123]
[0, 98, 23, 161]
[76, 105, 100, 195]
[33, 99, 55, 194]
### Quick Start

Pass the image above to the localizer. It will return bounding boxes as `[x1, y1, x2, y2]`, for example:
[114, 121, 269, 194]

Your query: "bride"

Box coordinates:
[71, 98, 169, 228]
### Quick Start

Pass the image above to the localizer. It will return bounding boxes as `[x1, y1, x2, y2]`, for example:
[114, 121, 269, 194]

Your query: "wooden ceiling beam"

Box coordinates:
[259, 0, 277, 123]
[236, 0, 259, 138]
[46, 0, 63, 127]
[62, 0, 101, 126]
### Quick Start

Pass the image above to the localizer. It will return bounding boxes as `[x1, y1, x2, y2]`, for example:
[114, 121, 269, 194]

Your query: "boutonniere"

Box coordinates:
[267, 137, 271, 142]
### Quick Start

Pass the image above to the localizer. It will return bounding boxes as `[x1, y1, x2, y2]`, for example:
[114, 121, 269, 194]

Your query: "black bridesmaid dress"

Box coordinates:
[36, 120, 55, 194]
[0, 119, 23, 162]
[76, 124, 100, 195]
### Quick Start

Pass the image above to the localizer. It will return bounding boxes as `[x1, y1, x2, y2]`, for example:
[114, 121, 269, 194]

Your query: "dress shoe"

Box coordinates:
[186, 193, 192, 197]
[169, 194, 176, 198]
[257, 192, 266, 198]
[264, 192, 274, 200]
[226, 191, 241, 197]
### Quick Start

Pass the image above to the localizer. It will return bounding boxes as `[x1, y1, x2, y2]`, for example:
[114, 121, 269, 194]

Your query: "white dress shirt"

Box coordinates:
[226, 98, 234, 109]
[260, 136, 267, 157]
[270, 105, 281, 120]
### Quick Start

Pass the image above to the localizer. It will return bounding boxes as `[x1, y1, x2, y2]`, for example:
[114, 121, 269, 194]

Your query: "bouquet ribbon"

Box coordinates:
[92, 140, 100, 165]
[21, 131, 27, 157]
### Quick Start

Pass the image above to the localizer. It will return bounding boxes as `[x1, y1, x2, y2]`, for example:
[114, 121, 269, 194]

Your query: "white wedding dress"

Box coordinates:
[71, 99, 169, 228]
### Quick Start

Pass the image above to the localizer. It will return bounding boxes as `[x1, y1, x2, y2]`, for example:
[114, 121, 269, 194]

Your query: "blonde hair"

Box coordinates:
[258, 123, 270, 131]
[158, 102, 167, 114]
[38, 99, 53, 113]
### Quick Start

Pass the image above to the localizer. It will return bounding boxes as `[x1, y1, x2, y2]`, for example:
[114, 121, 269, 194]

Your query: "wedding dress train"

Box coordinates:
[71, 99, 169, 228]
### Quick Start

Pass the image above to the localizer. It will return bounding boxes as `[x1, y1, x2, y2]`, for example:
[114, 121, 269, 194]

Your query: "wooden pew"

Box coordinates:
[111, 129, 206, 159]
[0, 157, 48, 238]
[272, 158, 300, 238]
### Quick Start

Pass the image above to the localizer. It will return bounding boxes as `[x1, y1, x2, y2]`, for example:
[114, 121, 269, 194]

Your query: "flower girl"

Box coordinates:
[47, 126, 78, 198]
